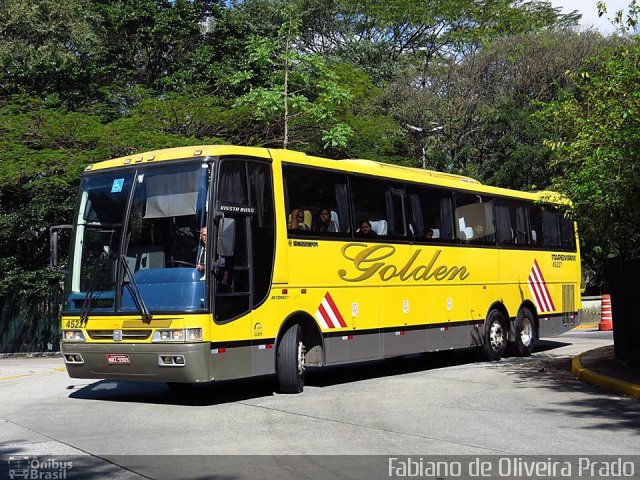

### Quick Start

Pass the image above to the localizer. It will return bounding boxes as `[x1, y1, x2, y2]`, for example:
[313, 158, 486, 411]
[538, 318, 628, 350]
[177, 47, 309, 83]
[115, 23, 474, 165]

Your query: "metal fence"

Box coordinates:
[0, 283, 63, 354]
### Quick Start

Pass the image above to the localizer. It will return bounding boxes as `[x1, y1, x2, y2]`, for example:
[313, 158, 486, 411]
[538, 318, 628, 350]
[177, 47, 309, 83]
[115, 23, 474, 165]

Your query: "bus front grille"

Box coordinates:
[87, 330, 151, 340]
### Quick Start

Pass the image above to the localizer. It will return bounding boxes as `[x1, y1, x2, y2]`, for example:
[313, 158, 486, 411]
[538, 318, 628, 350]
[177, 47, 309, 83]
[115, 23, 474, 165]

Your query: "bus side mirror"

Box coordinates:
[50, 225, 72, 273]
[217, 217, 236, 257]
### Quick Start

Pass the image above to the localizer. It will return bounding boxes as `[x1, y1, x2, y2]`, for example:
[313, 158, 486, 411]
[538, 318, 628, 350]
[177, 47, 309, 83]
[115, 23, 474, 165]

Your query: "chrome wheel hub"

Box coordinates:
[489, 320, 505, 352]
[520, 317, 532, 346]
[297, 341, 306, 375]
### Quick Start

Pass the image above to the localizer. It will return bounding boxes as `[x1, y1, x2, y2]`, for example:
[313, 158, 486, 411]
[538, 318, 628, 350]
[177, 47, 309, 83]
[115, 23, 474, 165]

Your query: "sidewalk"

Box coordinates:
[572, 344, 640, 399]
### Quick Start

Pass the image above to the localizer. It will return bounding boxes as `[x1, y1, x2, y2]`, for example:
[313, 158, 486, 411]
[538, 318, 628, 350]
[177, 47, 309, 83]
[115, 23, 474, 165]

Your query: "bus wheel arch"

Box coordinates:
[275, 311, 325, 369]
[513, 302, 538, 357]
[482, 303, 509, 361]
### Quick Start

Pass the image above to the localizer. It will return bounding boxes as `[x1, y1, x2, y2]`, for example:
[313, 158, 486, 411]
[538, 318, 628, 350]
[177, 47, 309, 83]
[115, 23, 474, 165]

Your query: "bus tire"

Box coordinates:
[482, 309, 507, 361]
[277, 324, 305, 393]
[514, 307, 537, 357]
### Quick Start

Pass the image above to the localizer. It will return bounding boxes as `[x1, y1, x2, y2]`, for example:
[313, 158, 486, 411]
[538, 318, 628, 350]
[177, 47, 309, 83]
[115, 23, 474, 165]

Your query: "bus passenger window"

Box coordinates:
[453, 193, 495, 244]
[528, 204, 563, 249]
[495, 200, 528, 245]
[406, 187, 454, 241]
[283, 165, 349, 236]
[351, 178, 406, 239]
[542, 211, 561, 247]
[559, 212, 575, 249]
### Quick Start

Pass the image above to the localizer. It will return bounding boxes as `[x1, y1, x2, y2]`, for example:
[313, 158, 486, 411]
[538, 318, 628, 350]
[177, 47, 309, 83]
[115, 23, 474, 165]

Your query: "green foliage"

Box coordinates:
[384, 29, 610, 186]
[597, 0, 639, 35]
[538, 38, 640, 274]
[0, 92, 227, 298]
[231, 4, 353, 149]
[0, 0, 627, 306]
[297, 0, 579, 82]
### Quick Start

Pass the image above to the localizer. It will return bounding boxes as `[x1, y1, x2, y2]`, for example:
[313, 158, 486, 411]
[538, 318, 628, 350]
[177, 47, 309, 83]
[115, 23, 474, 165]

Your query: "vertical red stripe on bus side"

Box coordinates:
[529, 272, 548, 312]
[533, 260, 556, 311]
[532, 261, 554, 312]
[325, 292, 347, 327]
[318, 303, 335, 329]
[530, 264, 550, 312]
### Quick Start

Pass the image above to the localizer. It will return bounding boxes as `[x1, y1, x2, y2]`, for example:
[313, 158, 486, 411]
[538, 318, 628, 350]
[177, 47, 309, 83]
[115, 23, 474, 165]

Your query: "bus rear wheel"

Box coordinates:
[277, 324, 305, 393]
[513, 307, 537, 357]
[482, 309, 507, 361]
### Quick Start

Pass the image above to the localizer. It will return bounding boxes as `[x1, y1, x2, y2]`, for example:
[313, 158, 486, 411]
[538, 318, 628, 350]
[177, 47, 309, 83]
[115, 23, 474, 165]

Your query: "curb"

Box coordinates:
[571, 353, 640, 399]
[574, 323, 599, 330]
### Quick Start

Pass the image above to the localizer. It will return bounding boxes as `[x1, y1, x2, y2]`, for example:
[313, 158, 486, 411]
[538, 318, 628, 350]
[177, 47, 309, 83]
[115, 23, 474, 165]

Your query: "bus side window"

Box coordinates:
[406, 186, 453, 241]
[283, 165, 349, 236]
[529, 205, 540, 245]
[350, 177, 406, 239]
[496, 200, 528, 245]
[559, 212, 575, 249]
[528, 204, 562, 249]
[542, 210, 561, 248]
[453, 193, 495, 243]
[495, 201, 514, 244]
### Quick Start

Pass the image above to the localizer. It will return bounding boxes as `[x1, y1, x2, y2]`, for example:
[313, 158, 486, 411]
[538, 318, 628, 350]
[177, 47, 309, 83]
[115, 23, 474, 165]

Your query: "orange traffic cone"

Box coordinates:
[599, 294, 613, 331]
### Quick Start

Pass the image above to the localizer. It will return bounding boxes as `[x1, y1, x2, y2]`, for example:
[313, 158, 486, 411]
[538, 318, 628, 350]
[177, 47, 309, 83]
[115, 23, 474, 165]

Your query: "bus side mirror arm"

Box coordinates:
[50, 225, 72, 273]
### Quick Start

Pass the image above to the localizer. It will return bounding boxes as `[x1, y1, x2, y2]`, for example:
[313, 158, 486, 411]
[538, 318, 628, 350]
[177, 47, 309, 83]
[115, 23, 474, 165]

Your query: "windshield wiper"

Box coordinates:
[80, 250, 111, 322]
[121, 255, 152, 320]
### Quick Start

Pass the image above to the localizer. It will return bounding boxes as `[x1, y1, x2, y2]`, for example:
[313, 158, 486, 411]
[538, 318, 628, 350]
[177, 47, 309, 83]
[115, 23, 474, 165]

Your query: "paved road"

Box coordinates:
[0, 330, 637, 478]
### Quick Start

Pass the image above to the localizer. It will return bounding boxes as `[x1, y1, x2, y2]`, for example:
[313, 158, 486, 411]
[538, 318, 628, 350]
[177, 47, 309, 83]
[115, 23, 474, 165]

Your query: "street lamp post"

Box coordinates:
[405, 123, 443, 169]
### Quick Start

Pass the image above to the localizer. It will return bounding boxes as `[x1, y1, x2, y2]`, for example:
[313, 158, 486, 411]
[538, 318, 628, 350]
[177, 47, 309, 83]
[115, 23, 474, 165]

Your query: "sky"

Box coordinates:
[551, 0, 631, 33]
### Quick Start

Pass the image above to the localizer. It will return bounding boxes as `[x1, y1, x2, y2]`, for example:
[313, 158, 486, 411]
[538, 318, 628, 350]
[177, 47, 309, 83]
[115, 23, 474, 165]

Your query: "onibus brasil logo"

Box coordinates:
[8, 457, 73, 479]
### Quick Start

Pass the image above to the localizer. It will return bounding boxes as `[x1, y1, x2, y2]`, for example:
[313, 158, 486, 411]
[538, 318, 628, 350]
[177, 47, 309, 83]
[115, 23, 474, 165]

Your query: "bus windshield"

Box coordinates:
[64, 162, 211, 314]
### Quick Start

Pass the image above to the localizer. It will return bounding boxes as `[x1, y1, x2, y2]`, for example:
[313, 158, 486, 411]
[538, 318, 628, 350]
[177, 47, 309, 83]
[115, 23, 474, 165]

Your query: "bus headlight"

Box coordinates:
[63, 330, 86, 342]
[153, 329, 184, 342]
[185, 328, 202, 341]
[152, 328, 203, 342]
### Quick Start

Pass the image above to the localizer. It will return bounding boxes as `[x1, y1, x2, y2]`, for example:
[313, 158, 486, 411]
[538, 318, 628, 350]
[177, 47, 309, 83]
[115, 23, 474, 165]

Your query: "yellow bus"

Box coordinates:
[51, 145, 582, 393]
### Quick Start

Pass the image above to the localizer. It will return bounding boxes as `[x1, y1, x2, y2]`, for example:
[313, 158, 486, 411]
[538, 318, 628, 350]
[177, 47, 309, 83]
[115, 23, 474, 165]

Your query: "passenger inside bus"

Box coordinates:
[288, 208, 310, 230]
[356, 220, 379, 238]
[313, 208, 338, 233]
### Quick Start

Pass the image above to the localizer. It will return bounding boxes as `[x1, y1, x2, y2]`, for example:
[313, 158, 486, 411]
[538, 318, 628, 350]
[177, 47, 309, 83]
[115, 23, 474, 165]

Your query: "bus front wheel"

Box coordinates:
[513, 307, 537, 357]
[277, 324, 305, 393]
[482, 309, 507, 361]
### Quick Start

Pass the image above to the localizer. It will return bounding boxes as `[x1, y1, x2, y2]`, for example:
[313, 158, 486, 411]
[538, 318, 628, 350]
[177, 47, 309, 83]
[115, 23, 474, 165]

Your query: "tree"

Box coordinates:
[231, 2, 353, 149]
[384, 30, 610, 187]
[297, 0, 580, 83]
[597, 0, 639, 35]
[0, 0, 99, 102]
[539, 37, 640, 277]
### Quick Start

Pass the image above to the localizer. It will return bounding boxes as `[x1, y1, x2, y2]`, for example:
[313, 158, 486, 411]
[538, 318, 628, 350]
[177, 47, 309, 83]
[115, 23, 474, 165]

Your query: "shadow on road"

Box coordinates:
[67, 341, 576, 407]
[68, 350, 484, 406]
[499, 340, 640, 432]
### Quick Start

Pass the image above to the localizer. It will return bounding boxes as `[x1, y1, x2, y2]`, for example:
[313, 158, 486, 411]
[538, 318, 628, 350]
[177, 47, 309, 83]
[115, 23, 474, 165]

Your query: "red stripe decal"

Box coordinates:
[533, 260, 556, 311]
[318, 303, 335, 329]
[530, 266, 549, 311]
[325, 292, 347, 327]
[532, 262, 554, 311]
[529, 272, 548, 312]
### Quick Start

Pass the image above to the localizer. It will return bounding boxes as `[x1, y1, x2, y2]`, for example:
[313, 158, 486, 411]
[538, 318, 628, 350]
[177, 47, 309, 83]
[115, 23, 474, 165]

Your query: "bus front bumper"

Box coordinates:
[61, 342, 212, 383]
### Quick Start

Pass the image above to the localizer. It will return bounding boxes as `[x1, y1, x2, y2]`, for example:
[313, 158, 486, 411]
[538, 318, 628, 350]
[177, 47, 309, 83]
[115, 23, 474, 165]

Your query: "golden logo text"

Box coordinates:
[338, 244, 470, 283]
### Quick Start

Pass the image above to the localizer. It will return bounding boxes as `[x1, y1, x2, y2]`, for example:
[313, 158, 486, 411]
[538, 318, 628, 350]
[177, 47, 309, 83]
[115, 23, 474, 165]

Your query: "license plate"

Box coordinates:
[106, 354, 131, 365]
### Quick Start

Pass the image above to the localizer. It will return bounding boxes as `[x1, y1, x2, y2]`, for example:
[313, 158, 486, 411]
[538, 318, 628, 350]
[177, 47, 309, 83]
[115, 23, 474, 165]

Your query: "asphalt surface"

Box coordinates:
[0, 330, 638, 479]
